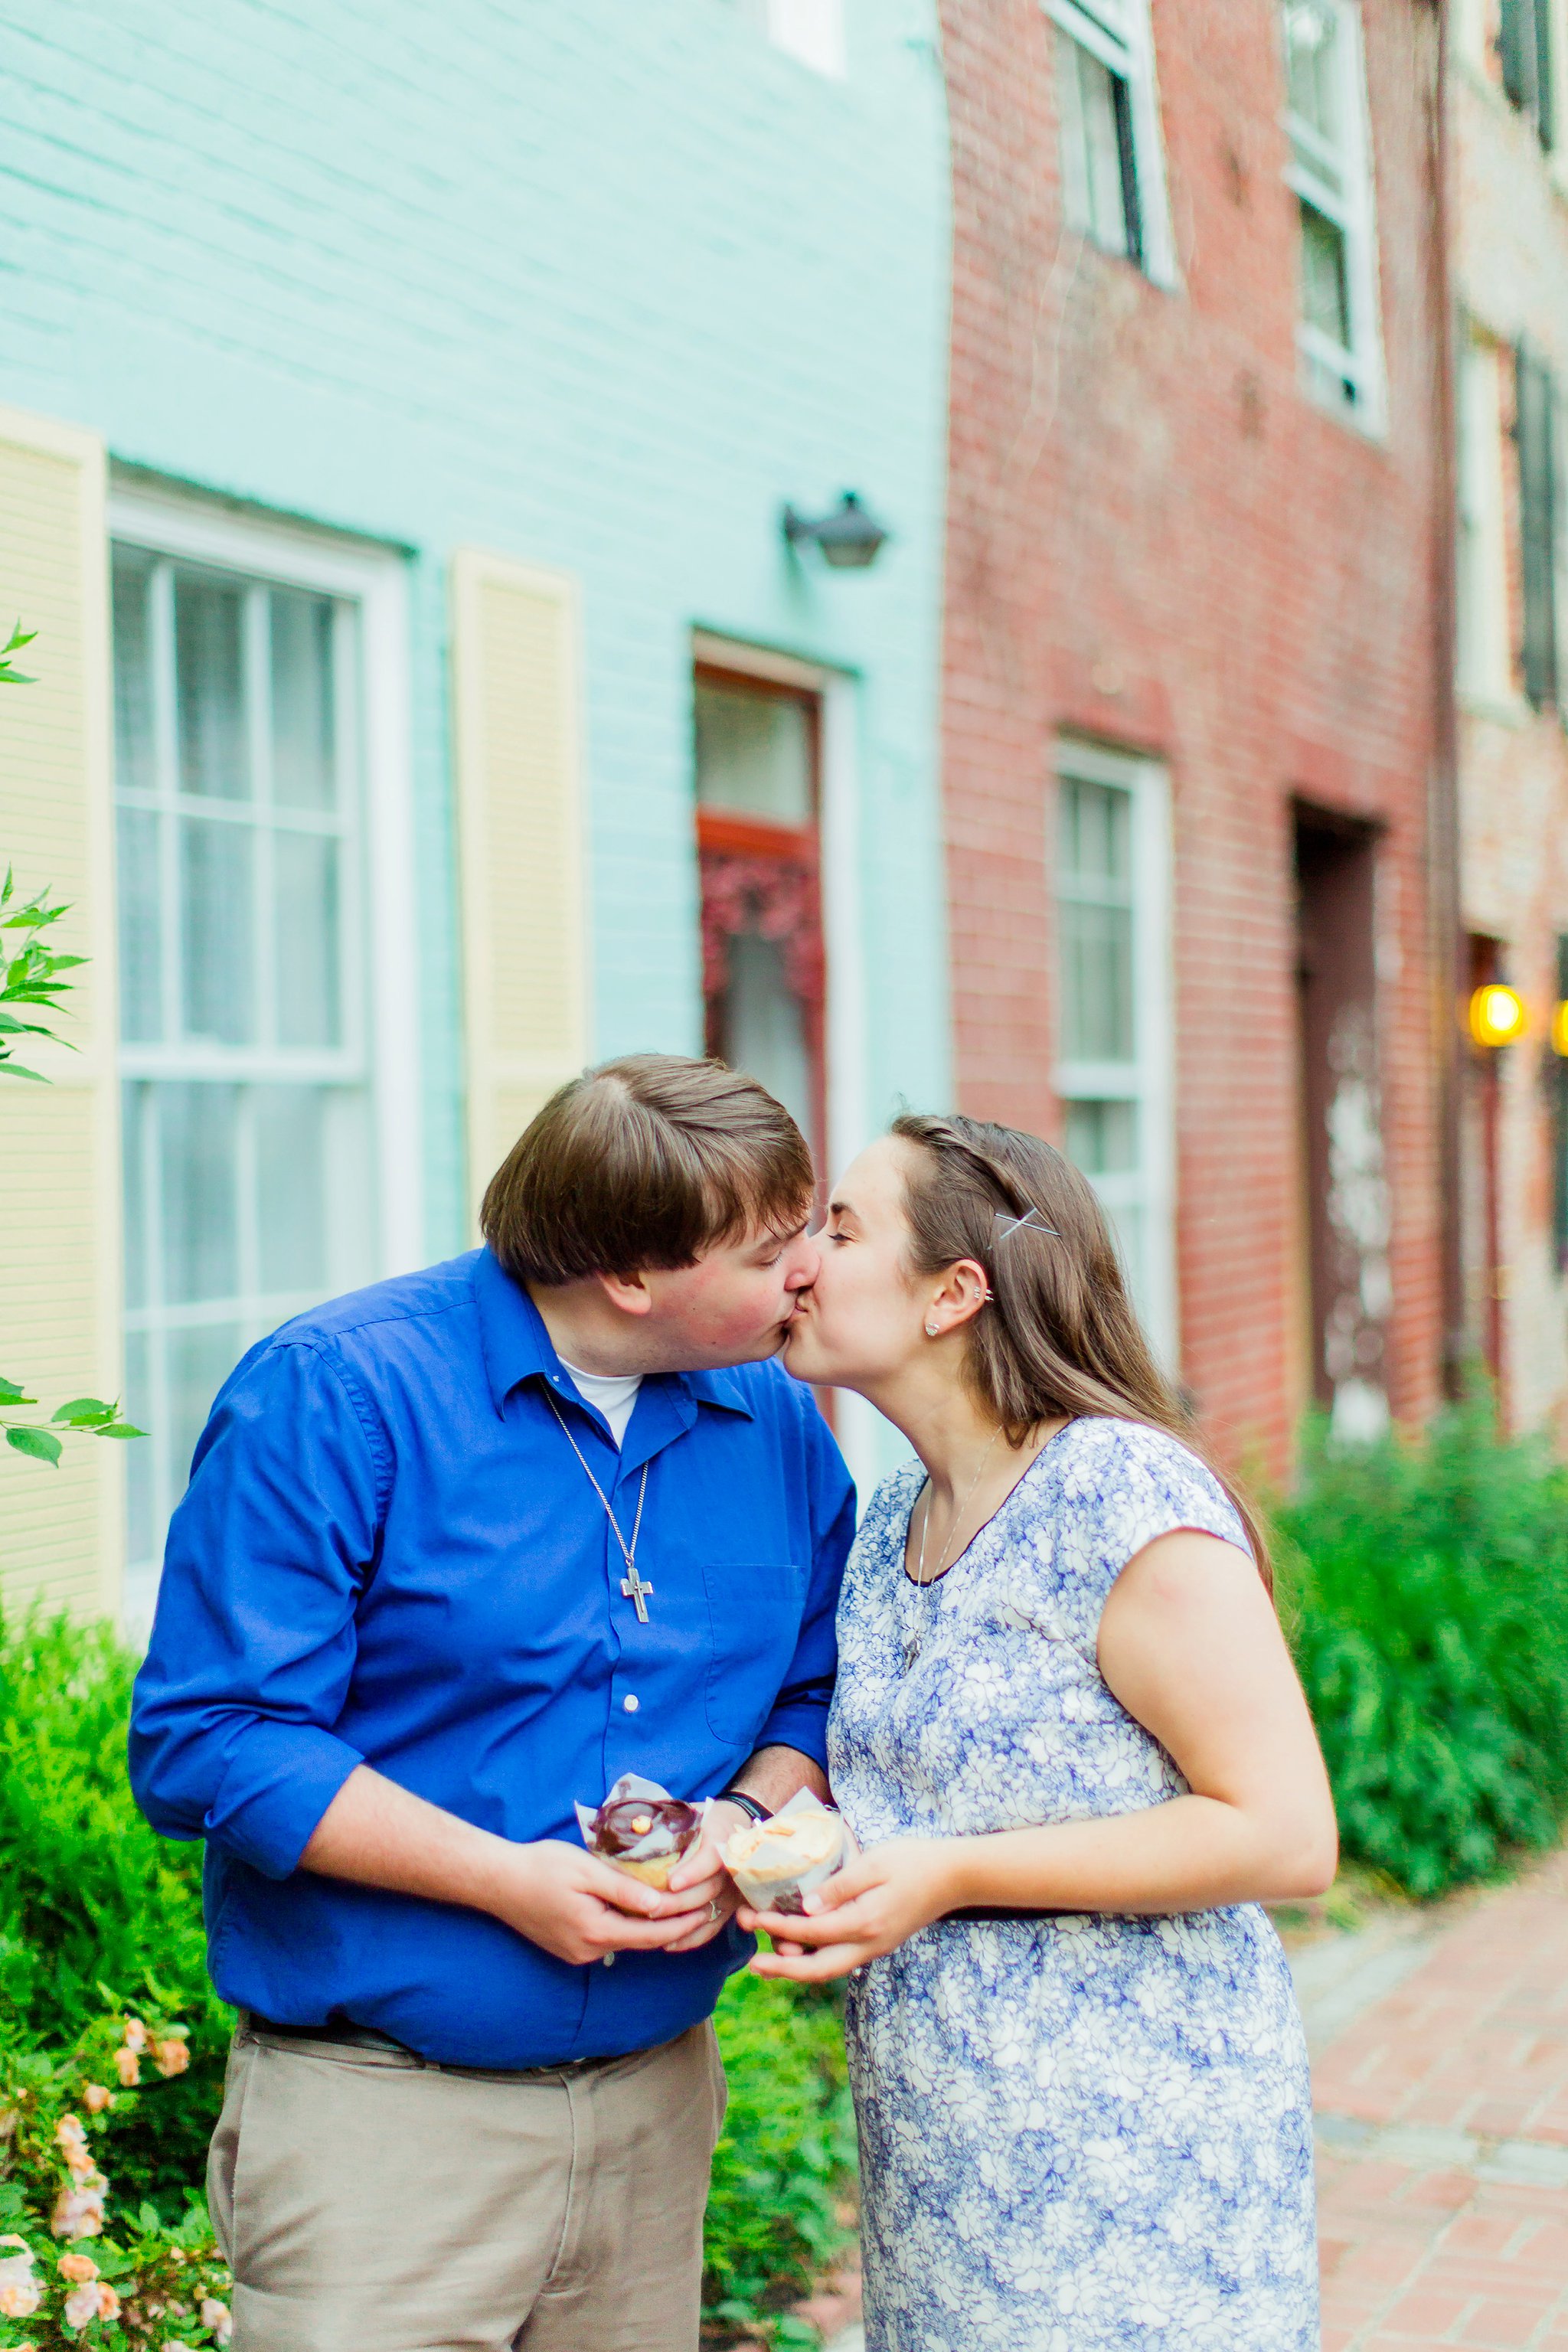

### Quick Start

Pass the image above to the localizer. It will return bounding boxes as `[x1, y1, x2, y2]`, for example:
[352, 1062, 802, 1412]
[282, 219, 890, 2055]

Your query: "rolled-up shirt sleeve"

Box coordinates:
[756, 1394, 857, 1767]
[129, 1338, 385, 1881]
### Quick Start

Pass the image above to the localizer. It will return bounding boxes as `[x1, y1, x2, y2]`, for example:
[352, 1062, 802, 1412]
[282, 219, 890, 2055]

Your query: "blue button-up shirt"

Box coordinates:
[129, 1248, 855, 2068]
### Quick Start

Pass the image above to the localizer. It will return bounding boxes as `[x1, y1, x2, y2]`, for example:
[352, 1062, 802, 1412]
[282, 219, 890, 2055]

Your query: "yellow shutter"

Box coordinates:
[450, 548, 588, 1220]
[0, 405, 121, 1619]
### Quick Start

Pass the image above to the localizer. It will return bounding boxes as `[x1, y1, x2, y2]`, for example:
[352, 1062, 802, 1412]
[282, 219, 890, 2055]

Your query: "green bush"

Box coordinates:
[0, 1611, 854, 2346]
[1278, 1399, 1568, 1899]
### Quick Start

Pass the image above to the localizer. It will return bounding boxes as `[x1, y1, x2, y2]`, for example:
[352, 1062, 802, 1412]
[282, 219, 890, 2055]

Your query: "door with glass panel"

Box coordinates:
[1054, 746, 1175, 1361]
[112, 547, 376, 1607]
[694, 666, 826, 1171]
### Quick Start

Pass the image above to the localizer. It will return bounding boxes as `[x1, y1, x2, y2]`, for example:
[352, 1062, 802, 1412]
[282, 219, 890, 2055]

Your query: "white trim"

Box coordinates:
[1456, 332, 1515, 707]
[109, 485, 423, 1276]
[687, 629, 879, 1494]
[1280, 0, 1388, 437]
[762, 0, 845, 77]
[1045, 0, 1179, 288]
[1054, 738, 1178, 1370]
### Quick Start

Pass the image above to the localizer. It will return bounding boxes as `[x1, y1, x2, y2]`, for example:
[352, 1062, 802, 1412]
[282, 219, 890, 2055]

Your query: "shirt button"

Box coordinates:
[622, 1694, 639, 1714]
[603, 1953, 616, 1968]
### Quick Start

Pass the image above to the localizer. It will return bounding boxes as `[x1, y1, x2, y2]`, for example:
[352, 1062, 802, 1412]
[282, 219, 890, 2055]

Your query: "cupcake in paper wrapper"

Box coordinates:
[723, 1788, 847, 1917]
[576, 1774, 704, 1890]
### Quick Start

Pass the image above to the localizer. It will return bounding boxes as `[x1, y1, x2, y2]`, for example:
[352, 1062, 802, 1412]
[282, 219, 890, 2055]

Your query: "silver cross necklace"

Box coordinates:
[546, 1391, 654, 1621]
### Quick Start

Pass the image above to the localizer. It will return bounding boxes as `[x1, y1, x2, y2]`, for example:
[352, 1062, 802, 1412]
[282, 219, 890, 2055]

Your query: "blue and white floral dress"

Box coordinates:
[828, 1416, 1317, 2352]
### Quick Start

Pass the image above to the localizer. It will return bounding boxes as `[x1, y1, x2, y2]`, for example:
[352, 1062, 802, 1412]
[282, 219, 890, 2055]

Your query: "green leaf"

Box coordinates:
[0, 1375, 32, 1404]
[6, 1423, 63, 1465]
[0, 1061, 47, 1081]
[96, 1419, 147, 1439]
[51, 1396, 116, 1427]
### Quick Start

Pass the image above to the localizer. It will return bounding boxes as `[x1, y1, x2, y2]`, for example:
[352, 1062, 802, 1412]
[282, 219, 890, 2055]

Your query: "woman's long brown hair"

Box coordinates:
[891, 1112, 1272, 1589]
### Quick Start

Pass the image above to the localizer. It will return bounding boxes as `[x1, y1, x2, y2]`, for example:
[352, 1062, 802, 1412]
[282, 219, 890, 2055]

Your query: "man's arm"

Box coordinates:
[131, 1341, 711, 1968]
[302, 1766, 716, 1967]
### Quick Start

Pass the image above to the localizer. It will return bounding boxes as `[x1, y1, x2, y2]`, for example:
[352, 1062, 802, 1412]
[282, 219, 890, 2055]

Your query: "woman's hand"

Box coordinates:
[740, 1837, 965, 1982]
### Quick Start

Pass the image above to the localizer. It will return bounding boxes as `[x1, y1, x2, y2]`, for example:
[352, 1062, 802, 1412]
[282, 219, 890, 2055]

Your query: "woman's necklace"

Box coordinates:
[915, 1426, 1002, 1588]
[903, 1428, 1003, 1671]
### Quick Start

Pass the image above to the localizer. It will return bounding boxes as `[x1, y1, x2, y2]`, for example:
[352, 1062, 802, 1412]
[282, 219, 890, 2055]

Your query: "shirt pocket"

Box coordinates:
[700, 1558, 808, 1748]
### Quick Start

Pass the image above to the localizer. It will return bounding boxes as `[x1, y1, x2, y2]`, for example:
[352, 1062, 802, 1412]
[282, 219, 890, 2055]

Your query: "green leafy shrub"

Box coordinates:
[1278, 1400, 1568, 1898]
[0, 1610, 854, 2344]
[704, 1973, 854, 2345]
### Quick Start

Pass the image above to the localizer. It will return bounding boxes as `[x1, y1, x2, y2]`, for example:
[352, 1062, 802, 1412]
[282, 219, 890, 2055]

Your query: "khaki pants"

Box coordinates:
[208, 2018, 727, 2352]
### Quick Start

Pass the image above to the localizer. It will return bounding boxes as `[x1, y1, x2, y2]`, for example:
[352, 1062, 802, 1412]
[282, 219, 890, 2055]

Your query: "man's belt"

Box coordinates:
[243, 2011, 619, 2080]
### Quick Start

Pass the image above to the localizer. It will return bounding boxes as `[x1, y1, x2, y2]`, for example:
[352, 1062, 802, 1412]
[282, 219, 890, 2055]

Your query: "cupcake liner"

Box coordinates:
[722, 1787, 848, 1917]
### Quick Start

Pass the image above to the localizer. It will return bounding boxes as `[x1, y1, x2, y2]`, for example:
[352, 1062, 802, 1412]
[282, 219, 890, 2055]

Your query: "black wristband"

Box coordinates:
[717, 1788, 772, 1825]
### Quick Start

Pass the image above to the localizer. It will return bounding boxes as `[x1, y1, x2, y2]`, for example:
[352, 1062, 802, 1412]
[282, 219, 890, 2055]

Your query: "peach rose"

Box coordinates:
[154, 2038, 190, 2079]
[97, 2282, 122, 2322]
[50, 2183, 105, 2241]
[54, 2115, 87, 2156]
[82, 2083, 113, 2114]
[63, 2279, 100, 2329]
[122, 2017, 149, 2053]
[57, 2252, 99, 2283]
[0, 2282, 42, 2319]
[201, 2298, 234, 2344]
[114, 2046, 142, 2088]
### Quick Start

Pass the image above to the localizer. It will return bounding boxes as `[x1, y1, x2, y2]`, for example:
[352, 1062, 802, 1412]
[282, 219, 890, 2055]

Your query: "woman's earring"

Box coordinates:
[925, 1321, 939, 1337]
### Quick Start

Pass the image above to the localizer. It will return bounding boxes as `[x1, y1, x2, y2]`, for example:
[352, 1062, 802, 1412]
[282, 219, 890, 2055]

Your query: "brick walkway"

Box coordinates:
[816, 1857, 1568, 2352]
[1308, 1851, 1568, 2350]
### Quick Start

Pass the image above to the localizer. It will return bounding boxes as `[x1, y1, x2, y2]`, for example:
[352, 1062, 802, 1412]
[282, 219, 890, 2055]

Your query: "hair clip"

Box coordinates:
[991, 1207, 1059, 1243]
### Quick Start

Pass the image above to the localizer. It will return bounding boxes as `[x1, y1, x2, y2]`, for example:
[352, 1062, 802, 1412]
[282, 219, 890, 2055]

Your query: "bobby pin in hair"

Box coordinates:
[991, 1207, 1059, 1243]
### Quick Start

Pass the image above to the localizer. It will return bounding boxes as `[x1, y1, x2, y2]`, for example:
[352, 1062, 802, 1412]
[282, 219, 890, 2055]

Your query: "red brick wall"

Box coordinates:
[938, 0, 1449, 1472]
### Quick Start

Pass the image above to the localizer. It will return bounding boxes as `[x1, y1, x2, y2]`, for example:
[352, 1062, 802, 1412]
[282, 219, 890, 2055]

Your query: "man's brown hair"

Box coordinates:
[481, 1054, 815, 1285]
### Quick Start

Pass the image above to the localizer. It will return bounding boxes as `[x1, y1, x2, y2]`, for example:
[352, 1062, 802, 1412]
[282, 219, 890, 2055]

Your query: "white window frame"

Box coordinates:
[1280, 0, 1388, 435]
[733, 0, 846, 77]
[1053, 738, 1178, 1368]
[109, 486, 422, 1619]
[1045, 0, 1179, 288]
[1455, 328, 1522, 714]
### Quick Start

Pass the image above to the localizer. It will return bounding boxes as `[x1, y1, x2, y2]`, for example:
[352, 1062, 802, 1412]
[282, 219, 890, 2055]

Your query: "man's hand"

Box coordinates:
[483, 1840, 717, 1968]
[659, 1799, 750, 1954]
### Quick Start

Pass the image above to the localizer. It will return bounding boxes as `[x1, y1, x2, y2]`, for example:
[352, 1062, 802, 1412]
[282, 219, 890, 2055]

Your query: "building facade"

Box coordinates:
[0, 0, 953, 1626]
[1451, 0, 1568, 1439]
[936, 0, 1450, 1472]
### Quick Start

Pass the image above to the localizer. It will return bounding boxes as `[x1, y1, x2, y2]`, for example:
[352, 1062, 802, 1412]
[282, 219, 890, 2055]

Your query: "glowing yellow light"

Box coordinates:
[1551, 1001, 1568, 1059]
[1469, 984, 1527, 1048]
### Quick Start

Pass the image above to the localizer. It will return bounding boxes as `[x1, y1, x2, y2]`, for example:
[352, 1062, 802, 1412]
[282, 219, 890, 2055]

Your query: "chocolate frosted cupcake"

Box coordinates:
[575, 1775, 704, 1890]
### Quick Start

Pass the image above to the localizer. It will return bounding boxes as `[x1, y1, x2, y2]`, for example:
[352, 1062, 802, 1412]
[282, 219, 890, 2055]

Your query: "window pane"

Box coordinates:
[1060, 777, 1132, 892]
[181, 815, 254, 1044]
[1299, 199, 1351, 348]
[157, 1080, 239, 1306]
[117, 806, 164, 1043]
[255, 1086, 327, 1295]
[273, 831, 341, 1047]
[112, 549, 156, 797]
[272, 591, 338, 811]
[695, 684, 814, 824]
[717, 931, 816, 1155]
[166, 1320, 245, 1493]
[122, 1327, 155, 1573]
[1057, 29, 1132, 258]
[1066, 1098, 1139, 1174]
[175, 575, 250, 802]
[1060, 900, 1135, 1060]
[1283, 0, 1343, 149]
[122, 1081, 150, 1312]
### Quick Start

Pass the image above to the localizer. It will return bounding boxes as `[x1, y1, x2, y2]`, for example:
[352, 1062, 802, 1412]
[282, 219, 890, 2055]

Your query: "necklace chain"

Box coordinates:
[915, 1426, 1002, 1589]
[546, 1390, 651, 1586]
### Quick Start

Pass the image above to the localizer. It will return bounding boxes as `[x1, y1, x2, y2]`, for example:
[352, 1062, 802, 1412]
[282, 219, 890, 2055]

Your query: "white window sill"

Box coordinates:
[1457, 688, 1536, 731]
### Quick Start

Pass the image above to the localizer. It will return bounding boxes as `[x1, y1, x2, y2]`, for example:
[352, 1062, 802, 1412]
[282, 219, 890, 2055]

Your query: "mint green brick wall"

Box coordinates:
[0, 0, 952, 1253]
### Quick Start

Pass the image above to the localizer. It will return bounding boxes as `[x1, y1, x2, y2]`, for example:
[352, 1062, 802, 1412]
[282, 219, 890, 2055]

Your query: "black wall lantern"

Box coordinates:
[782, 490, 890, 570]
